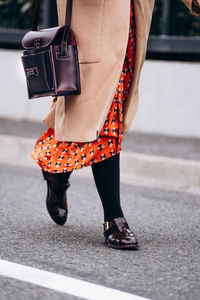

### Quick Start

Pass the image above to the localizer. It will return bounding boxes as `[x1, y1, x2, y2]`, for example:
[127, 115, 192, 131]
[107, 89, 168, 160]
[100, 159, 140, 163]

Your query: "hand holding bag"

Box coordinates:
[21, 0, 81, 99]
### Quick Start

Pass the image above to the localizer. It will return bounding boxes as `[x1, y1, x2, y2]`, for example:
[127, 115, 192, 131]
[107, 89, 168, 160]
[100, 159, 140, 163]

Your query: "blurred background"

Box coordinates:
[0, 0, 200, 137]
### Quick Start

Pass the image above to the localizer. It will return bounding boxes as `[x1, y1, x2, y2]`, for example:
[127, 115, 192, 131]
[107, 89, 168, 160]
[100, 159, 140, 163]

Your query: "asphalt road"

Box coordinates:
[0, 163, 200, 300]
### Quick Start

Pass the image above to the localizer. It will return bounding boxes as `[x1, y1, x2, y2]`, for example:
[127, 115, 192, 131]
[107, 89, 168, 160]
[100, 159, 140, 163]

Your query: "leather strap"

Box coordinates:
[61, 0, 72, 53]
[31, 0, 73, 41]
[103, 218, 129, 232]
[31, 0, 40, 31]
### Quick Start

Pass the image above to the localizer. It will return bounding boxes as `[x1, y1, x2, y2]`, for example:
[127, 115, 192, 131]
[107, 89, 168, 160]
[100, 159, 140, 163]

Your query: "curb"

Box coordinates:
[120, 151, 200, 195]
[0, 134, 199, 195]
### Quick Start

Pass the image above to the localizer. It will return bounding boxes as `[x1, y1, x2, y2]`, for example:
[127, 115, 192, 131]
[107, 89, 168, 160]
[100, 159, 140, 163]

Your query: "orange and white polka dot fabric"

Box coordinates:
[31, 1, 136, 173]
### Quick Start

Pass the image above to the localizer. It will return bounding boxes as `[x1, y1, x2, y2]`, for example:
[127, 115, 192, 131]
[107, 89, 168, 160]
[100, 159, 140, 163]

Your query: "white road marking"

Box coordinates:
[0, 259, 150, 300]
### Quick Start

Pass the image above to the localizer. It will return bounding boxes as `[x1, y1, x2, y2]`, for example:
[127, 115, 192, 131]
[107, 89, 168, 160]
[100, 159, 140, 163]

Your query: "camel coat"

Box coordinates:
[44, 0, 198, 142]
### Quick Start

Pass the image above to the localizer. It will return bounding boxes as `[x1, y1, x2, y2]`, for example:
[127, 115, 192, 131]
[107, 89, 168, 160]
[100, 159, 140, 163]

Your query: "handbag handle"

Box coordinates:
[32, 0, 73, 51]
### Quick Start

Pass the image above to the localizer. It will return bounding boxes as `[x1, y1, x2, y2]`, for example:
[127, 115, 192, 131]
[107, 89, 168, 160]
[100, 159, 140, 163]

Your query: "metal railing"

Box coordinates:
[0, 0, 58, 47]
[148, 0, 200, 57]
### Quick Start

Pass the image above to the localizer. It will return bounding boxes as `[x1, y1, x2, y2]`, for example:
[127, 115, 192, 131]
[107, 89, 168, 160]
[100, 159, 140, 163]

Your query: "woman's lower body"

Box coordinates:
[31, 0, 138, 250]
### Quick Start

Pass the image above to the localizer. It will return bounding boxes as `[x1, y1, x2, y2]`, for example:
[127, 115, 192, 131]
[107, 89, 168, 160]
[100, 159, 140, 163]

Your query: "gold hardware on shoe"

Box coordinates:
[103, 221, 113, 232]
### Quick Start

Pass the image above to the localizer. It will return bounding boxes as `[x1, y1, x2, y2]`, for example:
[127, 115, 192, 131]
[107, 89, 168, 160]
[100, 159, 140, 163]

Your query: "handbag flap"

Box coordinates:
[22, 26, 65, 49]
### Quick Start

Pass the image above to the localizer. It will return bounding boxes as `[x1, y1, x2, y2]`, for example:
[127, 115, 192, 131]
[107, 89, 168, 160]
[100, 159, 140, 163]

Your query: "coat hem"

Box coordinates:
[54, 126, 99, 143]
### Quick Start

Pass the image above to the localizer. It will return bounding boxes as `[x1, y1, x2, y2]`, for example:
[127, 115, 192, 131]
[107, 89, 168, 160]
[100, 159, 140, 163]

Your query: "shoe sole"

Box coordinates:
[106, 241, 139, 250]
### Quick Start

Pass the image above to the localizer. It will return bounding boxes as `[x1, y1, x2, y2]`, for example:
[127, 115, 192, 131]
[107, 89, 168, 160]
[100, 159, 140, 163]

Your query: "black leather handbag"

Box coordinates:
[21, 0, 81, 99]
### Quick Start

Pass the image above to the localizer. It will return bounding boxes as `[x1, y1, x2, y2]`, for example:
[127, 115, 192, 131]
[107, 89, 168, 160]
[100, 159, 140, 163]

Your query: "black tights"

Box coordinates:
[91, 153, 124, 221]
[52, 153, 123, 222]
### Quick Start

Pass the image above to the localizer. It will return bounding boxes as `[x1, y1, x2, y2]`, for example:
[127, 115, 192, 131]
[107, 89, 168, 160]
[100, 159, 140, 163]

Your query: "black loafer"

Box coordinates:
[42, 170, 70, 225]
[103, 217, 139, 250]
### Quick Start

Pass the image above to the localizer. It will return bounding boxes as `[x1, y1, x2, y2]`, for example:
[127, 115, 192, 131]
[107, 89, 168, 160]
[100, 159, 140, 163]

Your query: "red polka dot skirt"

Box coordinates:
[31, 1, 136, 173]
